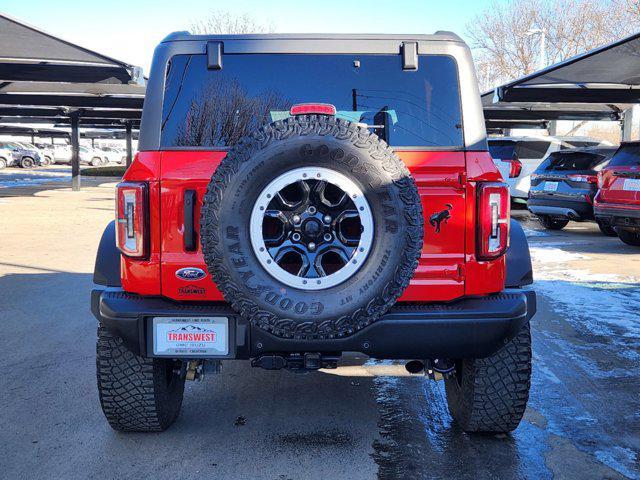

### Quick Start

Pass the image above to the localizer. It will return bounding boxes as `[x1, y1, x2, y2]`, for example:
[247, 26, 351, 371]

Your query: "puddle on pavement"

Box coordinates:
[370, 375, 551, 480]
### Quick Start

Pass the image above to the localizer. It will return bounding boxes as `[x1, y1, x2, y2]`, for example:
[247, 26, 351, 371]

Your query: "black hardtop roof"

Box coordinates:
[161, 31, 464, 44]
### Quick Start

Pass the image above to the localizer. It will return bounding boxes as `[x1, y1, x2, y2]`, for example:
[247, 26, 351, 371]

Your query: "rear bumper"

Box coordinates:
[528, 196, 593, 220]
[91, 287, 536, 360]
[594, 204, 640, 228]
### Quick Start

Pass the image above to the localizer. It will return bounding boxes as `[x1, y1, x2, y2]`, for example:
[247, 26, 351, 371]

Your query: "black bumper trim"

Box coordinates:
[595, 205, 640, 221]
[91, 288, 536, 360]
[527, 197, 593, 220]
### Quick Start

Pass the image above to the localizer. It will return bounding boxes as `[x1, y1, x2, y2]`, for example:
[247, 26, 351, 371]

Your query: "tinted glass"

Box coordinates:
[608, 144, 640, 167]
[161, 54, 463, 148]
[489, 141, 516, 159]
[516, 140, 551, 159]
[563, 140, 601, 148]
[544, 152, 605, 171]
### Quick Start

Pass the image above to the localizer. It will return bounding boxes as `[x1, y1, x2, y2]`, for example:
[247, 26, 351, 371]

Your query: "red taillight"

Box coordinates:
[509, 158, 522, 178]
[477, 182, 510, 261]
[290, 103, 336, 116]
[567, 174, 597, 184]
[116, 181, 148, 258]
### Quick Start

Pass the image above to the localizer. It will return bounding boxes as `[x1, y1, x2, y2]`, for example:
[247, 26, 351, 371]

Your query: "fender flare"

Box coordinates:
[93, 221, 121, 287]
[506, 219, 533, 288]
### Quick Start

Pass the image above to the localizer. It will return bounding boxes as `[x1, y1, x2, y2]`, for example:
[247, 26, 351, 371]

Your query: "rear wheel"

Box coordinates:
[445, 321, 532, 433]
[96, 325, 185, 432]
[597, 220, 617, 237]
[0, 157, 6, 169]
[42, 156, 52, 166]
[617, 228, 640, 246]
[538, 215, 569, 230]
[91, 157, 102, 167]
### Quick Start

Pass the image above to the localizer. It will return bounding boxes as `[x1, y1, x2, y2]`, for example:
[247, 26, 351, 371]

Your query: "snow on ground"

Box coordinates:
[0, 167, 71, 189]
[529, 244, 640, 340]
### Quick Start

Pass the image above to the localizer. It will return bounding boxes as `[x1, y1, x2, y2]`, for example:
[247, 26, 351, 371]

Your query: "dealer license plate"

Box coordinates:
[623, 178, 640, 191]
[153, 317, 229, 356]
[544, 181, 558, 192]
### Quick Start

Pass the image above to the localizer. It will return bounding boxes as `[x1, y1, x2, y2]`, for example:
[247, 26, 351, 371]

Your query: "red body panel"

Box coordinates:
[121, 149, 506, 302]
[595, 166, 640, 209]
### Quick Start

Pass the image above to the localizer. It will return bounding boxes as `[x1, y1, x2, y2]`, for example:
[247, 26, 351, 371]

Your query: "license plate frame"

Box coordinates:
[152, 316, 230, 357]
[543, 181, 559, 192]
[623, 178, 640, 192]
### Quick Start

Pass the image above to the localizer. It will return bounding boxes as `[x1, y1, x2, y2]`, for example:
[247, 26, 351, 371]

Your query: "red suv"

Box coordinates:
[595, 142, 640, 246]
[91, 33, 536, 434]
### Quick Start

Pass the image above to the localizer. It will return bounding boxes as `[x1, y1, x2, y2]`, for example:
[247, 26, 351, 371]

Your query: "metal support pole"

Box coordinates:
[71, 113, 81, 191]
[125, 121, 133, 167]
[31, 133, 35, 144]
[622, 105, 640, 142]
[91, 138, 95, 148]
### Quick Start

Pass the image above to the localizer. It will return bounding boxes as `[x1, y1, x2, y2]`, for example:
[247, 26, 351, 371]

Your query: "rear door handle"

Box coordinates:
[184, 190, 197, 251]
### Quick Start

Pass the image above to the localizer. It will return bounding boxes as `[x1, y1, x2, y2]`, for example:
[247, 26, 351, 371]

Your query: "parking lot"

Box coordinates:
[0, 174, 638, 480]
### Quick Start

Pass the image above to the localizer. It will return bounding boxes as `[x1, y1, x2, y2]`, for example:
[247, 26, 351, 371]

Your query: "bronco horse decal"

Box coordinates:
[429, 204, 453, 233]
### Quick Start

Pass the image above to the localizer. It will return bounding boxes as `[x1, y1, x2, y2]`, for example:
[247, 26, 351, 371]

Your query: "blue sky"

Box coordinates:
[2, 0, 495, 73]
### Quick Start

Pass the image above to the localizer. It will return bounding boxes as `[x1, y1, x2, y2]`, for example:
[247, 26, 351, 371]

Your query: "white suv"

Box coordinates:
[53, 145, 108, 166]
[488, 136, 611, 201]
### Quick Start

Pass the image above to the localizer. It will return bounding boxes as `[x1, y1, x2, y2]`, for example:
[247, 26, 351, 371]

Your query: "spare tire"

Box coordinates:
[200, 115, 423, 340]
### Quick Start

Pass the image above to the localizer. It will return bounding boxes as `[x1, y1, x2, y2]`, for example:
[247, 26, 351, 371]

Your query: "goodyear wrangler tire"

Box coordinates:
[200, 115, 423, 340]
[96, 325, 185, 432]
[444, 321, 532, 433]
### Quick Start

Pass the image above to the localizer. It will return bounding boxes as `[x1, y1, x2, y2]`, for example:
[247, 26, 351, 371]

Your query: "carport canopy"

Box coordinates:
[483, 31, 640, 126]
[0, 13, 145, 189]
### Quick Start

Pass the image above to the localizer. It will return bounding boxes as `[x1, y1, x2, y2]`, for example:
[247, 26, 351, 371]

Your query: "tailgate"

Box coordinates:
[159, 150, 467, 303]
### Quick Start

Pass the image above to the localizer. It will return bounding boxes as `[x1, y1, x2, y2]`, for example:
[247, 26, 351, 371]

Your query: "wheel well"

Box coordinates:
[94, 221, 121, 286]
[505, 220, 533, 288]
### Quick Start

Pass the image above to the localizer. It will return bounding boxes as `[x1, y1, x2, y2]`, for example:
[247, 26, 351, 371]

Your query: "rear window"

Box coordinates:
[608, 144, 640, 167]
[561, 140, 601, 149]
[160, 54, 463, 149]
[488, 141, 515, 160]
[489, 140, 551, 160]
[542, 152, 606, 171]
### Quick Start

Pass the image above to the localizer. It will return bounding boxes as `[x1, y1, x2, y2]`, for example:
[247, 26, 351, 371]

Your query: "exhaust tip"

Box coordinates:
[405, 360, 424, 374]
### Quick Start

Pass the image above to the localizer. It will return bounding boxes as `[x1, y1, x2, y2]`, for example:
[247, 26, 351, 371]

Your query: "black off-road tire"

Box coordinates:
[617, 228, 640, 246]
[538, 215, 569, 230]
[444, 321, 532, 433]
[596, 220, 617, 237]
[200, 115, 423, 340]
[96, 325, 185, 432]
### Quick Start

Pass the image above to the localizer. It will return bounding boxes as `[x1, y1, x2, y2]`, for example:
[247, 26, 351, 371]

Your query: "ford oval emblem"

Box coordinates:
[175, 267, 207, 281]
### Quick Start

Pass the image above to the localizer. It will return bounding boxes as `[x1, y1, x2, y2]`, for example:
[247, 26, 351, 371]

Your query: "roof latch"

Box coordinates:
[402, 42, 418, 71]
[207, 41, 223, 70]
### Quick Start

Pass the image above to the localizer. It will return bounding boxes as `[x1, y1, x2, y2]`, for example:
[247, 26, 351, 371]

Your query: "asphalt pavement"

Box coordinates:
[0, 171, 638, 480]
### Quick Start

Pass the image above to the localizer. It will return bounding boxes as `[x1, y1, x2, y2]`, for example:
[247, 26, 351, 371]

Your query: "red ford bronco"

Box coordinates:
[92, 32, 536, 433]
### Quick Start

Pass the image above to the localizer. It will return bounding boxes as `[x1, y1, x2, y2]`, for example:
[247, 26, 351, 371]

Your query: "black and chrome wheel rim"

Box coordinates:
[250, 167, 373, 290]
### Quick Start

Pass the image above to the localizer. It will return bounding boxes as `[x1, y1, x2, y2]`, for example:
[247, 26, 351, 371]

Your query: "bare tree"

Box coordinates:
[468, 0, 640, 90]
[190, 9, 274, 35]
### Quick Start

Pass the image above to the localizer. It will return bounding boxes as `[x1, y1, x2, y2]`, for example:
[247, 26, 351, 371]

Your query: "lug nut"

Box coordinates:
[292, 215, 301, 224]
[308, 242, 316, 251]
[292, 233, 301, 241]
[323, 233, 332, 241]
[308, 206, 317, 214]
[323, 215, 332, 223]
